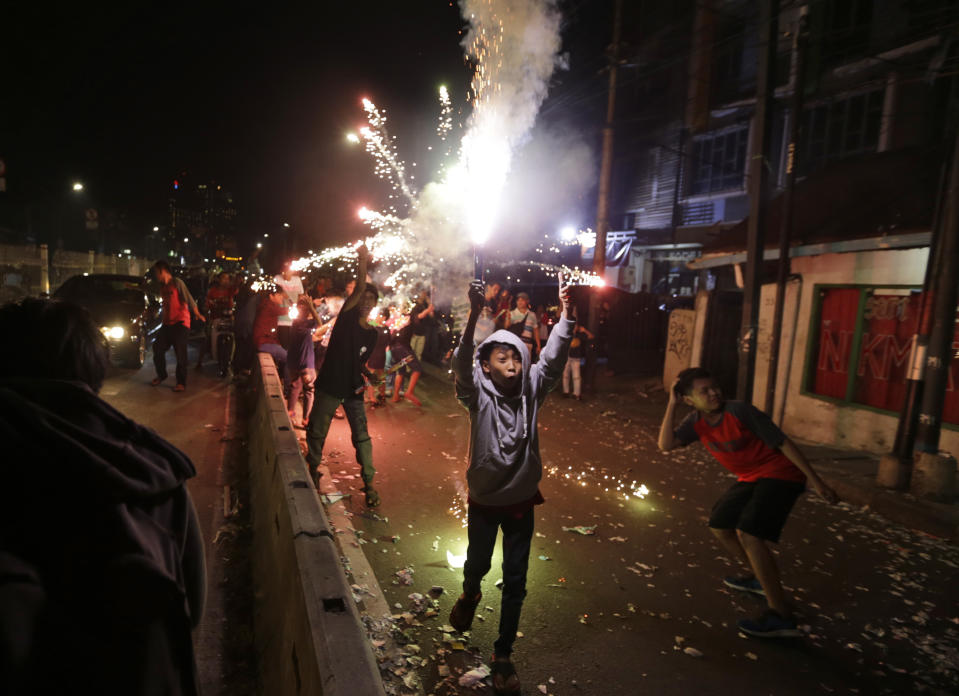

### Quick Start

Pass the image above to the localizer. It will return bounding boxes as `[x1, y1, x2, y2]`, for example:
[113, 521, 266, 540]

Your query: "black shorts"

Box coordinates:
[389, 344, 422, 377]
[708, 478, 805, 543]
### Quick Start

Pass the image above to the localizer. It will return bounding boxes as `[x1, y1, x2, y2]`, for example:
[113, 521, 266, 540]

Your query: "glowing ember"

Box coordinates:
[446, 549, 467, 569]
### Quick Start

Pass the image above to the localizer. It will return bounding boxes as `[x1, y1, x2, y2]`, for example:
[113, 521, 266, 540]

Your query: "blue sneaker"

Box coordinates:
[723, 575, 765, 596]
[737, 610, 803, 638]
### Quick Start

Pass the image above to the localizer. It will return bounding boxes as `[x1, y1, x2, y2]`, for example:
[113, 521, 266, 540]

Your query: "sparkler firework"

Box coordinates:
[291, 1, 592, 318]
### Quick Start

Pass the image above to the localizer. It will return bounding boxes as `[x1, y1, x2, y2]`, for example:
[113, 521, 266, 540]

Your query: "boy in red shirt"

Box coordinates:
[151, 261, 204, 392]
[658, 367, 838, 638]
[252, 287, 289, 372]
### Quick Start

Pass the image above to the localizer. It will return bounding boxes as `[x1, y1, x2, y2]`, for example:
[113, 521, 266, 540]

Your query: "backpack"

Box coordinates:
[507, 312, 528, 338]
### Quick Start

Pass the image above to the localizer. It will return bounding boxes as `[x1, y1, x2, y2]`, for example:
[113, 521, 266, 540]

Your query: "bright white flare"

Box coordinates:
[446, 550, 467, 569]
[457, 0, 563, 245]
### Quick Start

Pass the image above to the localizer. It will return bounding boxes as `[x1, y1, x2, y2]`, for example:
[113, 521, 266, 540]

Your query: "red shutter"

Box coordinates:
[811, 288, 859, 399]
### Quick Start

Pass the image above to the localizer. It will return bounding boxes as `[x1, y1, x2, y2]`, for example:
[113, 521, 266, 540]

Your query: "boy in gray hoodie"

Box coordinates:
[449, 276, 574, 695]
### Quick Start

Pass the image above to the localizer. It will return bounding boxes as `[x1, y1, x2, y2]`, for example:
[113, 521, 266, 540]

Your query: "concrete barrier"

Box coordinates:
[249, 353, 385, 696]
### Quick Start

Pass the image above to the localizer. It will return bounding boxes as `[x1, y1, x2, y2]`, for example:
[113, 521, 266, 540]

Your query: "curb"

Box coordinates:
[248, 354, 386, 696]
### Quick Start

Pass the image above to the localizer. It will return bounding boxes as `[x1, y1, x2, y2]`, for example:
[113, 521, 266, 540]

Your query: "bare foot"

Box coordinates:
[405, 393, 421, 407]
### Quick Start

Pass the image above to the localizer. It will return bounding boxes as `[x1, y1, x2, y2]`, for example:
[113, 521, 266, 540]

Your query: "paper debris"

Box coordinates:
[458, 665, 491, 686]
[562, 525, 597, 536]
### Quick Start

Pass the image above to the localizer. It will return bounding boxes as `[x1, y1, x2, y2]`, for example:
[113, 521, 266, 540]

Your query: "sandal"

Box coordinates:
[363, 486, 381, 507]
[490, 655, 521, 695]
[449, 592, 481, 633]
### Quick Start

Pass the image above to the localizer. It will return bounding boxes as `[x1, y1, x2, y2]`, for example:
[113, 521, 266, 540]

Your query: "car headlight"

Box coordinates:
[101, 326, 125, 340]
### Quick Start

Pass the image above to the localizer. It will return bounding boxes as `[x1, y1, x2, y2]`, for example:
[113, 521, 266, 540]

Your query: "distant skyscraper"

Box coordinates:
[167, 174, 238, 263]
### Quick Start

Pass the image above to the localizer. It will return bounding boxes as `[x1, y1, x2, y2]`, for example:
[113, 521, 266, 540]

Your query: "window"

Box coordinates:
[804, 285, 959, 425]
[799, 90, 883, 174]
[682, 201, 715, 225]
[822, 0, 874, 65]
[689, 126, 749, 195]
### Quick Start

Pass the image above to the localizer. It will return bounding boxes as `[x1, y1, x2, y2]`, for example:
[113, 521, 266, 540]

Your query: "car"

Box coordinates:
[53, 273, 162, 368]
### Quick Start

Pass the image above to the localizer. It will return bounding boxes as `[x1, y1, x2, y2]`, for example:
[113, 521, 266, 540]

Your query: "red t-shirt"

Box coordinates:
[674, 401, 805, 483]
[206, 285, 237, 317]
[253, 299, 285, 348]
[161, 280, 191, 328]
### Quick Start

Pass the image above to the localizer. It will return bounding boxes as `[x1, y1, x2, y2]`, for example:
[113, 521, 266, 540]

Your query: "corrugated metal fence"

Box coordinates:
[0, 243, 147, 303]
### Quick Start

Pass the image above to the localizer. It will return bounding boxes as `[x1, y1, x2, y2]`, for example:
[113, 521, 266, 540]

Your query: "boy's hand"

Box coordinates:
[813, 479, 840, 504]
[356, 243, 370, 262]
[668, 376, 681, 404]
[468, 280, 485, 312]
[558, 272, 572, 318]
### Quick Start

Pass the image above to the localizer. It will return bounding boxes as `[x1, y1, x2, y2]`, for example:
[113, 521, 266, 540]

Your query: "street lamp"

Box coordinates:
[153, 226, 160, 232]
[72, 182, 84, 192]
[282, 222, 290, 228]
[183, 237, 189, 243]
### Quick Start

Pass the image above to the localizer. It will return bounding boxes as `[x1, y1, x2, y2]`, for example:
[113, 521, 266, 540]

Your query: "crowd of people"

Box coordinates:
[0, 252, 846, 696]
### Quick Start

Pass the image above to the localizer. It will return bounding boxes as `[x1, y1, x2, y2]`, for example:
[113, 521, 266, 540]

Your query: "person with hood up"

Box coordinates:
[448, 274, 574, 695]
[0, 298, 205, 695]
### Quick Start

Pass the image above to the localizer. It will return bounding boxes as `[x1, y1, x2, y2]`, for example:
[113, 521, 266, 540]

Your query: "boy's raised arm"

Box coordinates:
[342, 244, 369, 312]
[532, 274, 574, 392]
[658, 380, 681, 451]
[453, 280, 485, 388]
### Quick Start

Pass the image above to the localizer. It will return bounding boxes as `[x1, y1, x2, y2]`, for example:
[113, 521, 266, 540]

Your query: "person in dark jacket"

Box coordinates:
[0, 298, 205, 696]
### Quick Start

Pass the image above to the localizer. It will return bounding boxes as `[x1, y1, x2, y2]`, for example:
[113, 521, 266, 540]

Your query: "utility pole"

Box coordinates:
[764, 5, 807, 416]
[914, 126, 959, 457]
[588, 0, 623, 338]
[877, 160, 948, 488]
[736, 0, 779, 403]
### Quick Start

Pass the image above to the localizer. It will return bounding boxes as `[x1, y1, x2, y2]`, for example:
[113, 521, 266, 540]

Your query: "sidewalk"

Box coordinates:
[799, 443, 959, 543]
[426, 359, 959, 544]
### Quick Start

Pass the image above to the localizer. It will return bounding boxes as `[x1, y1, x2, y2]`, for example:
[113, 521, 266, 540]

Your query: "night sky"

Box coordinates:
[3, 1, 611, 253]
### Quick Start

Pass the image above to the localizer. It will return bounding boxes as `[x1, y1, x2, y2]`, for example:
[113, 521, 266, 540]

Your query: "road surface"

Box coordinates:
[314, 368, 959, 696]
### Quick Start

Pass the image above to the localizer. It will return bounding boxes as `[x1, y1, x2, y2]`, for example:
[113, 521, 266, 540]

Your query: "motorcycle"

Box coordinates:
[209, 301, 236, 378]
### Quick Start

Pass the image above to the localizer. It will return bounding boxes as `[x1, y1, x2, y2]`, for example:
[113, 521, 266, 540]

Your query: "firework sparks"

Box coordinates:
[436, 85, 453, 142]
[294, 2, 570, 323]
[457, 0, 562, 244]
[523, 261, 605, 287]
[360, 98, 417, 208]
[546, 464, 651, 502]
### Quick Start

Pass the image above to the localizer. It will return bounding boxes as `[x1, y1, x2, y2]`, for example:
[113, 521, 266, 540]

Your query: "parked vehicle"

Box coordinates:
[54, 274, 162, 368]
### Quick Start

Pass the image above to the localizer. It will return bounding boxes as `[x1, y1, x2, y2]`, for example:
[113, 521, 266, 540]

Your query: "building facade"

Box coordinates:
[643, 0, 959, 453]
[167, 175, 239, 264]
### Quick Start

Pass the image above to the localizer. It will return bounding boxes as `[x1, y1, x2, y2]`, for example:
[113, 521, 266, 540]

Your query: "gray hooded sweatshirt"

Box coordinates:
[454, 317, 574, 506]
